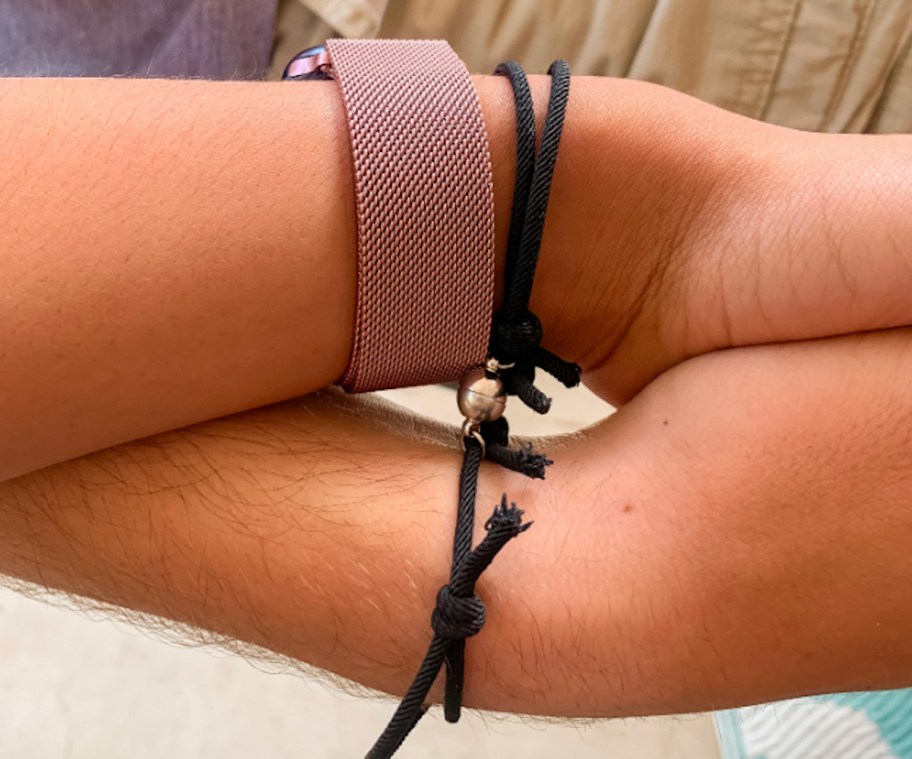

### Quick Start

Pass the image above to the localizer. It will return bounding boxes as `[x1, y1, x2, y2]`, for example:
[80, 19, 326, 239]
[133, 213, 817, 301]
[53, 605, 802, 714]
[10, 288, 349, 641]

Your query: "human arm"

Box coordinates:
[2, 328, 911, 716]
[5, 73, 912, 481]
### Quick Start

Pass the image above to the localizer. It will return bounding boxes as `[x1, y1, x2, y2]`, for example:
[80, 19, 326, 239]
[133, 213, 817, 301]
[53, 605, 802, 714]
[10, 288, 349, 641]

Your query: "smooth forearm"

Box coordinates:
[0, 72, 795, 480]
[6, 74, 912, 481]
[583, 107, 912, 402]
[0, 74, 559, 480]
[676, 129, 912, 364]
[0, 77, 351, 478]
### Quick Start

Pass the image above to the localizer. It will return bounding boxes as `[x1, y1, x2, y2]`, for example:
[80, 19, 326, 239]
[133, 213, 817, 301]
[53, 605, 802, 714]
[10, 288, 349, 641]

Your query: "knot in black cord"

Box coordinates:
[490, 308, 582, 411]
[431, 586, 486, 639]
[490, 310, 561, 414]
[491, 310, 543, 360]
[366, 58, 573, 759]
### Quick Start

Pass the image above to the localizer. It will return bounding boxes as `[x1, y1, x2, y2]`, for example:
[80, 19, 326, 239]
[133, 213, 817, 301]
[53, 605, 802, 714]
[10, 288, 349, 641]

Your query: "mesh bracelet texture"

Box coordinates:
[285, 43, 580, 758]
[299, 39, 496, 393]
[367, 59, 579, 759]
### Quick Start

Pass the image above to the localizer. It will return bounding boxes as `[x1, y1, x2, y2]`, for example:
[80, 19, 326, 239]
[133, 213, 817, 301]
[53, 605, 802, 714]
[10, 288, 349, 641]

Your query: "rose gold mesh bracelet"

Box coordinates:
[285, 47, 579, 758]
[289, 39, 496, 393]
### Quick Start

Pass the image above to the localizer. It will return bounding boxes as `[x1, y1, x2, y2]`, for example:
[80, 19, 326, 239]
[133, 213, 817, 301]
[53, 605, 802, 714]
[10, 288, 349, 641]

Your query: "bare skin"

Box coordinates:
[3, 75, 912, 479]
[3, 74, 912, 717]
[2, 328, 911, 716]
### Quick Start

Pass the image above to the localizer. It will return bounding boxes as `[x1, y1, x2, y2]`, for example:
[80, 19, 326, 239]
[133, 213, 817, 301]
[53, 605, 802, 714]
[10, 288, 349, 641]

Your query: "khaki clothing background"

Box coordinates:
[271, 0, 912, 133]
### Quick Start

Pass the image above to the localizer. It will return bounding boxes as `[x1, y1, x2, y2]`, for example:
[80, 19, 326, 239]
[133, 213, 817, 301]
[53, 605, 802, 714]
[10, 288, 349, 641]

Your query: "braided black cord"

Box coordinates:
[365, 495, 531, 759]
[492, 61, 537, 310]
[442, 435, 483, 721]
[505, 60, 571, 319]
[482, 417, 553, 479]
[489, 61, 582, 417]
[366, 59, 578, 759]
[441, 61, 574, 727]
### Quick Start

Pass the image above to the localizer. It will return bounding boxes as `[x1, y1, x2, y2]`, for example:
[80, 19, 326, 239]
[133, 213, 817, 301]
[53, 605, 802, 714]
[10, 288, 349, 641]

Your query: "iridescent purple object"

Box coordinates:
[282, 45, 333, 80]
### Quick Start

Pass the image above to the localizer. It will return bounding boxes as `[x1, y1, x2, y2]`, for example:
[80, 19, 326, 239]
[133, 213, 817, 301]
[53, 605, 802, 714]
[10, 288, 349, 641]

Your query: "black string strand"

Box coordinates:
[504, 60, 570, 320]
[443, 61, 576, 727]
[442, 434, 484, 722]
[365, 495, 531, 759]
[490, 60, 581, 417]
[492, 61, 537, 305]
[366, 59, 578, 759]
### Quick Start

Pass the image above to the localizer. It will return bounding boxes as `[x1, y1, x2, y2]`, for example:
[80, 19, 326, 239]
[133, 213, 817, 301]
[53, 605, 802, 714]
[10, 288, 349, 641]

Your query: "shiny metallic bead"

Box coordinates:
[457, 367, 506, 423]
[283, 44, 332, 80]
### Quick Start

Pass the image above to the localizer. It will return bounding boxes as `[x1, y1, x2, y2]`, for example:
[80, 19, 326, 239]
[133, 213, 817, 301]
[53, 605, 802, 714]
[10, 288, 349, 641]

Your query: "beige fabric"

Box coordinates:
[270, 0, 912, 133]
[302, 0, 387, 38]
[270, 0, 336, 80]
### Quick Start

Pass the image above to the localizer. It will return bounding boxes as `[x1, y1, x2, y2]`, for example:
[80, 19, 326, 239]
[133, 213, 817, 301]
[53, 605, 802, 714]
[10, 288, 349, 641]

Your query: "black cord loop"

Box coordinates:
[431, 586, 486, 639]
[490, 60, 582, 417]
[366, 59, 577, 759]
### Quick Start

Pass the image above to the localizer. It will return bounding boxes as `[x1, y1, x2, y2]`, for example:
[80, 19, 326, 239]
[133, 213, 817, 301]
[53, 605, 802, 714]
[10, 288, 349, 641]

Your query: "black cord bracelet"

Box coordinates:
[366, 59, 580, 759]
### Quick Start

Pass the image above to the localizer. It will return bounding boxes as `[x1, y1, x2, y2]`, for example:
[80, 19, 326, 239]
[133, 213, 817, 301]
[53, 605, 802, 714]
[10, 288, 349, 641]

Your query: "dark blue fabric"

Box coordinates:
[0, 0, 277, 79]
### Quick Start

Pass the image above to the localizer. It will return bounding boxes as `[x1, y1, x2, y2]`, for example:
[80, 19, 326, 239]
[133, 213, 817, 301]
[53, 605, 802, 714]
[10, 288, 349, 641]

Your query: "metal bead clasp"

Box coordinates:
[457, 358, 509, 455]
[457, 366, 507, 424]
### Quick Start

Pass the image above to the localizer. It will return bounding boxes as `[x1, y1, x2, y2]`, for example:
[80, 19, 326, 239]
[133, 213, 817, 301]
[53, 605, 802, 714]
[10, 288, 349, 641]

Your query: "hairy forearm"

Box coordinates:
[0, 391, 526, 707]
[594, 329, 912, 711]
[3, 330, 912, 717]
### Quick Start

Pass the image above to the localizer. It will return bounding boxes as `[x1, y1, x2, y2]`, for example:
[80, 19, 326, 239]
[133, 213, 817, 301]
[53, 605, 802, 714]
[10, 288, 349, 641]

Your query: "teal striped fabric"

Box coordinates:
[716, 690, 912, 758]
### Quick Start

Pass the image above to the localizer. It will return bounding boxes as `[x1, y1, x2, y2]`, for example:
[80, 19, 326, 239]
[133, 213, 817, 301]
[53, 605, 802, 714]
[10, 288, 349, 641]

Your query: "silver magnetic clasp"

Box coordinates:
[457, 358, 511, 455]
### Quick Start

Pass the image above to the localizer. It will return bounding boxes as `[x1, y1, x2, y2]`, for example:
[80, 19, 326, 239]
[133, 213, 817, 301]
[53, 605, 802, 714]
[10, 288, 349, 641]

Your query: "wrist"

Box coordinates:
[662, 117, 912, 387]
[517, 76, 767, 404]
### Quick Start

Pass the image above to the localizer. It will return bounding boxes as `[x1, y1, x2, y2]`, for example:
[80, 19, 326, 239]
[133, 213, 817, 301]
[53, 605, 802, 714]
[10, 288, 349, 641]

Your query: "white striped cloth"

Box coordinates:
[716, 691, 912, 759]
